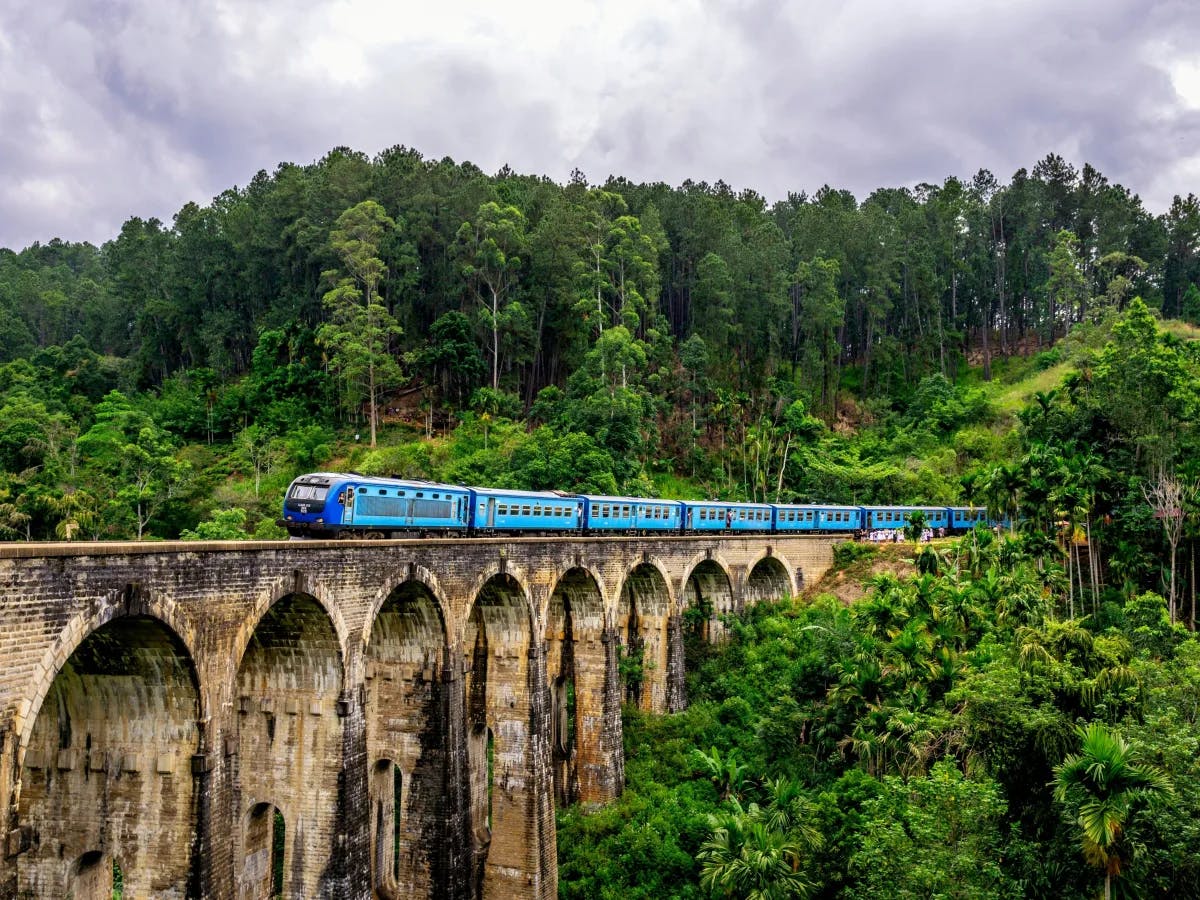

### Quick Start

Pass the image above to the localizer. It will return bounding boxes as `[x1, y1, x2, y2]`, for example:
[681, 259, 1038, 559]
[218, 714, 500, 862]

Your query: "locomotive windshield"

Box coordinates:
[289, 484, 329, 501]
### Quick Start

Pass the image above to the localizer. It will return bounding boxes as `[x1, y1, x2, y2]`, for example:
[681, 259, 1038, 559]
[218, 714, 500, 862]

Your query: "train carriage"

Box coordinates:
[773, 504, 863, 533]
[681, 500, 774, 533]
[949, 506, 990, 533]
[470, 487, 582, 534]
[864, 505, 950, 532]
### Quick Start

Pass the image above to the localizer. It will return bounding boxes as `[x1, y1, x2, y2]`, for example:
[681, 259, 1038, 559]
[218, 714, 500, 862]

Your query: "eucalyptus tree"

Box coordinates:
[317, 200, 404, 447]
[456, 201, 529, 392]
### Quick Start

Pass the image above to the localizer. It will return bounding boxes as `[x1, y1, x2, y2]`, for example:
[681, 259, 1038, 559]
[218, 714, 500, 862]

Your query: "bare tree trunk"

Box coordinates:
[491, 286, 500, 390]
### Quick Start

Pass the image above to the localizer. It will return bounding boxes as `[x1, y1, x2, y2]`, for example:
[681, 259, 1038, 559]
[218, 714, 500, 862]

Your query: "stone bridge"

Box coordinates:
[0, 533, 842, 899]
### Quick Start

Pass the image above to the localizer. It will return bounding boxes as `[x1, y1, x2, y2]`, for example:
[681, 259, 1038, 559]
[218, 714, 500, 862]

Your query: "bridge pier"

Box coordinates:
[0, 534, 840, 899]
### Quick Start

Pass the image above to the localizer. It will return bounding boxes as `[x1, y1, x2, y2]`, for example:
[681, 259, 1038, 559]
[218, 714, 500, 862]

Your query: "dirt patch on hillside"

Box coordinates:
[804, 542, 922, 605]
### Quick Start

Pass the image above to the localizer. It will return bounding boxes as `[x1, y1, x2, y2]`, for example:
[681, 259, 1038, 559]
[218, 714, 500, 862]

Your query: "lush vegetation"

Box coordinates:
[560, 530, 1196, 898]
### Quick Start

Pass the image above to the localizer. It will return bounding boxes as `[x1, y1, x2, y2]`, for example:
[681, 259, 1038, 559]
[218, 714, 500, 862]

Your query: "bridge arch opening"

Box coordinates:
[365, 580, 447, 897]
[235, 593, 342, 898]
[242, 802, 285, 899]
[684, 559, 735, 645]
[545, 568, 605, 806]
[67, 849, 124, 899]
[463, 572, 534, 896]
[616, 563, 672, 712]
[15, 615, 199, 899]
[745, 556, 792, 607]
[369, 760, 404, 897]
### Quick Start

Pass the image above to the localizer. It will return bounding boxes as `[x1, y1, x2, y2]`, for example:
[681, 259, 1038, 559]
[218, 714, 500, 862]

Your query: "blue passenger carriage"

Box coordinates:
[581, 496, 683, 533]
[469, 487, 582, 534]
[949, 506, 991, 533]
[864, 505, 950, 532]
[681, 501, 773, 533]
[773, 504, 863, 533]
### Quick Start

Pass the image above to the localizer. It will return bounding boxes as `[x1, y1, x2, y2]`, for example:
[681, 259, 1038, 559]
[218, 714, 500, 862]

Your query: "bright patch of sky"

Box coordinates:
[1, 0, 1198, 249]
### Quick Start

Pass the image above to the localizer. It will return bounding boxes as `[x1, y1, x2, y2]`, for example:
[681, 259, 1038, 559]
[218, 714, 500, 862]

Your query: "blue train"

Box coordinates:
[278, 472, 1003, 539]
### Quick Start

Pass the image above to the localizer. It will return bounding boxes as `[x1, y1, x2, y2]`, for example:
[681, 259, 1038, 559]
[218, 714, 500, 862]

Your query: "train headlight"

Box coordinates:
[316, 518, 324, 524]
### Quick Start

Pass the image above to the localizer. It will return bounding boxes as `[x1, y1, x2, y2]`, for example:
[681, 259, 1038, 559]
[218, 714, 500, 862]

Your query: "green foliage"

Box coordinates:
[1054, 722, 1171, 897]
[833, 541, 877, 568]
[180, 507, 250, 540]
[850, 761, 1017, 899]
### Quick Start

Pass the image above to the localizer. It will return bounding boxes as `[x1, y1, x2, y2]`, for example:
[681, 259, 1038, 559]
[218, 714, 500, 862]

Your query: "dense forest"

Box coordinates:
[2, 146, 1200, 542]
[5, 146, 1200, 895]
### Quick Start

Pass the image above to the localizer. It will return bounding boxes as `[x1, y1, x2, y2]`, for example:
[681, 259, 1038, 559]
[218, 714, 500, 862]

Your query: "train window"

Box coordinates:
[522, 505, 531, 515]
[379, 489, 387, 495]
[623, 506, 631, 517]
[359, 487, 367, 494]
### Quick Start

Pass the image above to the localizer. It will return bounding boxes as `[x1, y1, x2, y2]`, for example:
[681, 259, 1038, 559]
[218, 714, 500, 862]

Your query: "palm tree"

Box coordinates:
[698, 803, 818, 899]
[1053, 723, 1171, 900]
[693, 746, 750, 802]
[903, 509, 928, 543]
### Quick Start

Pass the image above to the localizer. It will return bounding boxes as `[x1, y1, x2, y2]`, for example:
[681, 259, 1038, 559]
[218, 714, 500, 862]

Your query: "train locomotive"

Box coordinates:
[278, 472, 1003, 539]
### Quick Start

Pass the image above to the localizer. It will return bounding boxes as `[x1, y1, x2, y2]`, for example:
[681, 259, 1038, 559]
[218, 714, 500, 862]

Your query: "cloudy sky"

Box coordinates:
[2, 0, 1200, 250]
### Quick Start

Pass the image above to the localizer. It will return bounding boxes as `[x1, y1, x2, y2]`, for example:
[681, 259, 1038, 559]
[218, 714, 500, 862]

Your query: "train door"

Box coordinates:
[487, 498, 496, 528]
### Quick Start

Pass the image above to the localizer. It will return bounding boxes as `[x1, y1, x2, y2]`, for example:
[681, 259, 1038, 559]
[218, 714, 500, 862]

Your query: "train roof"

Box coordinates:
[864, 504, 949, 510]
[297, 473, 470, 491]
[579, 494, 680, 504]
[773, 502, 861, 509]
[679, 499, 773, 507]
[469, 486, 577, 500]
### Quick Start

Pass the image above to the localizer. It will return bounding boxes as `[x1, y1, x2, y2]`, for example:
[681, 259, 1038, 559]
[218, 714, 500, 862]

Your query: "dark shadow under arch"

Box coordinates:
[365, 580, 448, 898]
[16, 615, 200, 899]
[745, 555, 792, 607]
[236, 593, 343, 898]
[617, 563, 672, 712]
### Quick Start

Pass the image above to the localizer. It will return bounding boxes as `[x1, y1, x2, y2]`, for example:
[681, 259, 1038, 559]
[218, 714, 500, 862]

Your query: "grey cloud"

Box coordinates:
[1, 0, 1199, 250]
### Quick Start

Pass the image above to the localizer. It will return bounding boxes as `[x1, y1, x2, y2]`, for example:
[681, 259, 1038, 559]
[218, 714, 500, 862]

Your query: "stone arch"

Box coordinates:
[14, 612, 201, 899]
[364, 577, 450, 898]
[744, 553, 795, 607]
[231, 570, 350, 697]
[360, 564, 451, 661]
[16, 585, 203, 756]
[459, 563, 537, 646]
[68, 849, 121, 900]
[680, 555, 736, 642]
[234, 591, 344, 898]
[615, 560, 674, 713]
[463, 571, 544, 898]
[545, 567, 616, 806]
